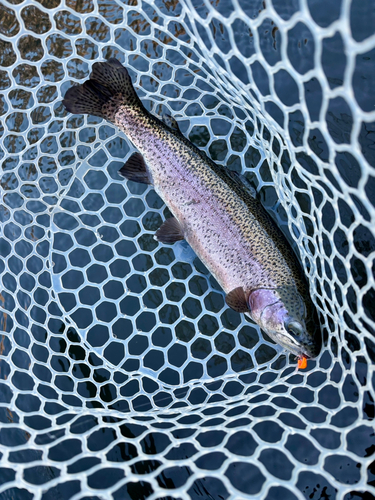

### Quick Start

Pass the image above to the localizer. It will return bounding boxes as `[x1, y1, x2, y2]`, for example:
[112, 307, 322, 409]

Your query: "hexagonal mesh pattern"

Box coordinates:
[1, 0, 374, 498]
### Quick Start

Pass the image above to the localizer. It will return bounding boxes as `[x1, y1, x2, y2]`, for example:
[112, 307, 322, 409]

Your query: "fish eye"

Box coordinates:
[284, 320, 304, 338]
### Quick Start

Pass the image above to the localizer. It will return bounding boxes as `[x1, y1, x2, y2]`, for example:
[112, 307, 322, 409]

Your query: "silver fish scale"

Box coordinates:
[0, 0, 374, 499]
[114, 101, 304, 297]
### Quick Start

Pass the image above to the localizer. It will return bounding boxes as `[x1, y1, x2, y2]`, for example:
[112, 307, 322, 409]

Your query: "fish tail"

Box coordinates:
[62, 59, 139, 118]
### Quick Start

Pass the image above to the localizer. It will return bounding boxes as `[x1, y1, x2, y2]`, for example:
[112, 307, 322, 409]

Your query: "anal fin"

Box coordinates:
[225, 287, 249, 313]
[155, 217, 184, 244]
[118, 152, 152, 184]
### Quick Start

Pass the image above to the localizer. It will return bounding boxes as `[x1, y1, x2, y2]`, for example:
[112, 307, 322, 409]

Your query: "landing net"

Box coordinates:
[0, 0, 374, 498]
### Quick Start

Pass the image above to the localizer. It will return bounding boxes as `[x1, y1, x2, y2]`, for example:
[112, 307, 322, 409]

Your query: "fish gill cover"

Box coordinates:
[0, 0, 374, 499]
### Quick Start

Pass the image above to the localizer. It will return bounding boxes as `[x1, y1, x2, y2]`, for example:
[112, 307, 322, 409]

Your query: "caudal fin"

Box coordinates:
[62, 58, 139, 118]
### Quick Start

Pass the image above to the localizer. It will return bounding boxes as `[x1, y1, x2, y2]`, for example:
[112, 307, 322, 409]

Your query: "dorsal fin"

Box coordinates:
[226, 170, 257, 199]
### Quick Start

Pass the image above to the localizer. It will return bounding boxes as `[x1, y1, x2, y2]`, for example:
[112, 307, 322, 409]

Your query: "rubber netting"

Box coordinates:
[0, 0, 374, 498]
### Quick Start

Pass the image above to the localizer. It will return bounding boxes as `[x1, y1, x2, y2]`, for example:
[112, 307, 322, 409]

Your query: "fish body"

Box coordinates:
[63, 59, 321, 362]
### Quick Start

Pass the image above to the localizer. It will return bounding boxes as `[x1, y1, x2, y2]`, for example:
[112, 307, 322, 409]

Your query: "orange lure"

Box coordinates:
[297, 356, 308, 370]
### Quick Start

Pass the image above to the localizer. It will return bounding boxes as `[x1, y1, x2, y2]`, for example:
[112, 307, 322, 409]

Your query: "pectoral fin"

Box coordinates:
[155, 217, 184, 244]
[225, 287, 249, 313]
[118, 152, 152, 184]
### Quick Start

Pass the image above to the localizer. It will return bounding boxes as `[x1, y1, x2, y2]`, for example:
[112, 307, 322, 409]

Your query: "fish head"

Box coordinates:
[248, 287, 321, 359]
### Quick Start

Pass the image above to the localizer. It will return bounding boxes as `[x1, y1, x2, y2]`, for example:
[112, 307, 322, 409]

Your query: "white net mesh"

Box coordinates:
[1, 0, 374, 498]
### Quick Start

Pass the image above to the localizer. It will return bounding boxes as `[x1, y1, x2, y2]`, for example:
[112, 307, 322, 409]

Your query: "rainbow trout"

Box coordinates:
[63, 59, 321, 366]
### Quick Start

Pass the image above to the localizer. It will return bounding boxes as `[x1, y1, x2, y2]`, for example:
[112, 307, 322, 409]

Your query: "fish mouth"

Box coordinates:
[273, 331, 316, 359]
[258, 304, 318, 358]
[246, 294, 321, 359]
